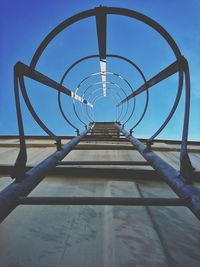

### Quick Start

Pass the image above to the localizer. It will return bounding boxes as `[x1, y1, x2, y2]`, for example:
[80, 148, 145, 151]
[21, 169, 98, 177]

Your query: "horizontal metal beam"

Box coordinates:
[116, 123, 200, 220]
[18, 196, 188, 206]
[117, 59, 181, 106]
[68, 144, 135, 150]
[0, 135, 199, 145]
[91, 132, 120, 134]
[1, 165, 200, 182]
[91, 129, 119, 131]
[14, 61, 93, 107]
[57, 161, 150, 166]
[0, 126, 92, 223]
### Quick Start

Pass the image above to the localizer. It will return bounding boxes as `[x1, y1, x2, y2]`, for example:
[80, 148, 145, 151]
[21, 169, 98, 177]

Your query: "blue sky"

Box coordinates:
[0, 0, 199, 140]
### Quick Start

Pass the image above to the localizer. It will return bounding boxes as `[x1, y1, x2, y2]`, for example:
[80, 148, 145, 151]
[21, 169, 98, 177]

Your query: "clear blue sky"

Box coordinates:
[0, 0, 199, 140]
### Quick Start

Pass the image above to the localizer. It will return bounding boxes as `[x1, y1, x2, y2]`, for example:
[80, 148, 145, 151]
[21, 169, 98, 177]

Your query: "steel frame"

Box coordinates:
[12, 61, 92, 179]
[0, 126, 92, 223]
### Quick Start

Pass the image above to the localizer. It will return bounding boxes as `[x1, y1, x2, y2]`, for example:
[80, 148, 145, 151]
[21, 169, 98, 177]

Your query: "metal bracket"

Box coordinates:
[180, 152, 194, 184]
[146, 140, 153, 150]
[56, 138, 62, 151]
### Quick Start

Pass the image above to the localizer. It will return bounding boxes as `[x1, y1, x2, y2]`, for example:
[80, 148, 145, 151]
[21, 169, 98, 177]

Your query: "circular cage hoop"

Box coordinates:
[58, 54, 147, 130]
[12, 6, 192, 187]
[30, 6, 182, 69]
[84, 87, 125, 122]
[28, 6, 184, 137]
[72, 71, 134, 126]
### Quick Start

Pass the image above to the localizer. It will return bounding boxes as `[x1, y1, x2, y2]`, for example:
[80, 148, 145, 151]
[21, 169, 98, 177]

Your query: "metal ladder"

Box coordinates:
[1, 122, 199, 223]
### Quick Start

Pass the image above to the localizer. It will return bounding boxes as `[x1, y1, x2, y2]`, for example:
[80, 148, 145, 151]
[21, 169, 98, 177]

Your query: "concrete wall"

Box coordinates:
[0, 137, 200, 266]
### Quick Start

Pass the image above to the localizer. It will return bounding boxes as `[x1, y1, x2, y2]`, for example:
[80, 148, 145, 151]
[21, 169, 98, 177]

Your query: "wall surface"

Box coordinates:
[0, 137, 200, 266]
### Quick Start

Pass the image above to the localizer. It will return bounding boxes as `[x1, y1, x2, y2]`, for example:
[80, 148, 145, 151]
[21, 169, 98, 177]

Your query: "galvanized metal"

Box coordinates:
[117, 124, 200, 220]
[6, 5, 195, 227]
[0, 126, 92, 223]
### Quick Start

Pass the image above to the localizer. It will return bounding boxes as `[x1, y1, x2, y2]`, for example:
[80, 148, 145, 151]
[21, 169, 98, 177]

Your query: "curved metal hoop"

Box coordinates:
[76, 79, 130, 125]
[30, 7, 182, 69]
[12, 6, 192, 181]
[29, 6, 185, 141]
[91, 93, 119, 122]
[58, 54, 148, 130]
[72, 71, 134, 125]
[85, 87, 124, 122]
[81, 82, 125, 122]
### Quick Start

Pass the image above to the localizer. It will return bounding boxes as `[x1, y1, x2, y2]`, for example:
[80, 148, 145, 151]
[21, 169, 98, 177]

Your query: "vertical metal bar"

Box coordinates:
[96, 6, 107, 96]
[12, 66, 27, 180]
[0, 126, 93, 223]
[146, 66, 183, 146]
[19, 76, 60, 145]
[180, 59, 193, 180]
[96, 7, 107, 60]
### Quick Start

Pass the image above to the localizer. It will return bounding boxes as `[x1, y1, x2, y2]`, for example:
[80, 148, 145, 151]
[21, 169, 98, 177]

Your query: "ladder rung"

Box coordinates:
[57, 161, 150, 166]
[18, 196, 189, 206]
